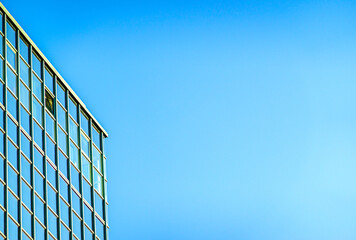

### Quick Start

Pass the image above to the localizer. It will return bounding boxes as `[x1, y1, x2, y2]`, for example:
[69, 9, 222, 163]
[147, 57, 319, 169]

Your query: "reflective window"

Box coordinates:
[83, 179, 92, 206]
[85, 226, 94, 240]
[46, 112, 55, 140]
[34, 147, 44, 174]
[0, 59, 3, 82]
[96, 217, 105, 240]
[8, 140, 18, 170]
[0, 81, 3, 105]
[22, 180, 32, 209]
[47, 162, 57, 188]
[93, 147, 102, 173]
[57, 82, 66, 107]
[7, 90, 17, 119]
[33, 74, 42, 102]
[21, 155, 31, 184]
[6, 21, 16, 47]
[45, 91, 54, 115]
[0, 108, 3, 130]
[20, 60, 30, 88]
[84, 204, 93, 229]
[61, 223, 70, 240]
[80, 111, 89, 136]
[58, 105, 66, 130]
[59, 152, 68, 179]
[7, 66, 17, 96]
[92, 126, 101, 149]
[35, 170, 44, 199]
[48, 209, 58, 238]
[0, 132, 3, 156]
[20, 107, 30, 134]
[32, 52, 42, 78]
[48, 185, 57, 213]
[8, 191, 18, 220]
[8, 117, 18, 144]
[33, 98, 43, 125]
[45, 68, 54, 93]
[82, 155, 91, 181]
[8, 166, 18, 196]
[70, 142, 79, 167]
[7, 44, 16, 69]
[35, 220, 45, 240]
[8, 217, 19, 239]
[69, 118, 78, 144]
[73, 213, 82, 239]
[58, 128, 67, 154]
[20, 37, 29, 63]
[0, 208, 4, 234]
[81, 133, 90, 157]
[71, 165, 80, 191]
[20, 82, 30, 110]
[0, 183, 3, 207]
[0, 157, 3, 180]
[21, 133, 31, 158]
[34, 122, 43, 150]
[69, 97, 78, 122]
[22, 206, 32, 236]
[60, 177, 69, 202]
[46, 136, 55, 162]
[60, 199, 70, 227]
[72, 190, 81, 215]
[35, 195, 45, 224]
[94, 171, 103, 197]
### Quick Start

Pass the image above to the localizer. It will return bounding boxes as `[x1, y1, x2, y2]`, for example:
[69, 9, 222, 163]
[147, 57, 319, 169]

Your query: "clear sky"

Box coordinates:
[4, 0, 356, 239]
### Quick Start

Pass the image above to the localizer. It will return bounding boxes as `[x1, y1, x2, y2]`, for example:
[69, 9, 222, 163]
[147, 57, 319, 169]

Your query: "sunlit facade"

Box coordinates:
[0, 3, 109, 240]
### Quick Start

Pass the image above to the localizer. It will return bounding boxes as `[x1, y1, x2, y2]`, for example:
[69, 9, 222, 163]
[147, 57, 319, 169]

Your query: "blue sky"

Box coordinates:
[4, 0, 356, 239]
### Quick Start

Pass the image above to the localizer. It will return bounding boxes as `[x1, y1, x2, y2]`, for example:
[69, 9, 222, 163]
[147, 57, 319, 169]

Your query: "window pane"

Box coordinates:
[83, 179, 92, 206]
[0, 157, 3, 181]
[69, 97, 77, 122]
[8, 117, 18, 145]
[94, 170, 103, 197]
[20, 58, 30, 86]
[33, 74, 42, 102]
[0, 209, 4, 235]
[70, 118, 78, 144]
[34, 122, 43, 150]
[0, 132, 3, 156]
[46, 136, 55, 162]
[82, 156, 91, 182]
[20, 82, 30, 110]
[34, 148, 44, 174]
[35, 220, 45, 240]
[45, 91, 54, 115]
[8, 191, 18, 220]
[7, 44, 16, 70]
[21, 133, 31, 158]
[85, 226, 94, 240]
[0, 59, 3, 82]
[8, 140, 18, 170]
[22, 180, 32, 209]
[60, 177, 69, 202]
[84, 204, 93, 229]
[57, 83, 66, 107]
[92, 126, 100, 149]
[46, 112, 55, 140]
[45, 68, 54, 93]
[21, 155, 31, 184]
[20, 107, 30, 134]
[35, 170, 44, 199]
[70, 142, 79, 167]
[61, 223, 70, 240]
[8, 166, 18, 196]
[48, 185, 57, 213]
[35, 196, 45, 224]
[93, 147, 102, 173]
[81, 133, 89, 157]
[22, 206, 33, 236]
[33, 98, 43, 125]
[7, 90, 17, 119]
[47, 161, 57, 188]
[58, 105, 67, 130]
[96, 217, 105, 240]
[0, 183, 3, 207]
[7, 66, 17, 96]
[80, 111, 89, 136]
[71, 165, 80, 191]
[73, 213, 82, 239]
[58, 128, 67, 154]
[59, 152, 68, 179]
[48, 209, 58, 238]
[8, 217, 19, 240]
[72, 190, 81, 215]
[6, 21, 16, 47]
[20, 37, 29, 63]
[60, 199, 70, 227]
[32, 53, 41, 78]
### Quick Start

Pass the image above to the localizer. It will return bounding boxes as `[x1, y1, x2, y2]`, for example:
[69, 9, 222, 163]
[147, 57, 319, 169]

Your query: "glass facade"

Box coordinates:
[0, 3, 109, 240]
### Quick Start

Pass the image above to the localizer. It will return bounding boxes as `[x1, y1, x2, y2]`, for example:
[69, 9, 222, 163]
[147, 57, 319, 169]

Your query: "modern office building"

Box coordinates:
[0, 3, 109, 240]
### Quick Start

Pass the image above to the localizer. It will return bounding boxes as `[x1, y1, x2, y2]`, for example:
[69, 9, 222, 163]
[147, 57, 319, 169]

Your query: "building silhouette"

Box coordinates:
[0, 3, 109, 240]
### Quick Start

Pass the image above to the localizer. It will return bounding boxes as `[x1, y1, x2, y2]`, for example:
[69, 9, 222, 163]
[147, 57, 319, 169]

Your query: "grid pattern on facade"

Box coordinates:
[0, 4, 109, 240]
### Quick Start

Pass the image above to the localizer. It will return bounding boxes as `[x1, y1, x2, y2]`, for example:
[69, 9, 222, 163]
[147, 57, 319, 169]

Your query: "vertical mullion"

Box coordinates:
[29, 44, 36, 240]
[101, 132, 108, 240]
[16, 28, 22, 240]
[3, 13, 8, 240]
[77, 105, 85, 240]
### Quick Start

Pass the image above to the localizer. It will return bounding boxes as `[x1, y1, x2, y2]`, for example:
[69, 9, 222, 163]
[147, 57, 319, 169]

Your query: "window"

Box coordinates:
[47, 185, 57, 213]
[6, 21, 16, 47]
[71, 165, 80, 191]
[46, 136, 56, 162]
[35, 170, 44, 199]
[85, 226, 94, 240]
[21, 180, 31, 209]
[8, 217, 19, 240]
[21, 133, 31, 158]
[22, 206, 32, 236]
[33, 74, 42, 101]
[82, 155, 91, 182]
[45, 67, 54, 93]
[35, 196, 45, 224]
[60, 199, 70, 227]
[80, 111, 89, 136]
[92, 126, 101, 149]
[83, 179, 92, 206]
[7, 90, 17, 119]
[34, 147, 44, 174]
[7, 66, 17, 96]
[45, 91, 54, 115]
[21, 155, 31, 184]
[8, 140, 18, 170]
[46, 112, 55, 140]
[33, 98, 43, 125]
[93, 147, 102, 173]
[32, 52, 42, 78]
[7, 44, 16, 69]
[59, 152, 68, 179]
[8, 117, 18, 144]
[20, 82, 30, 110]
[0, 182, 4, 207]
[21, 107, 30, 134]
[96, 217, 105, 240]
[72, 190, 81, 215]
[20, 37, 29, 63]
[47, 161, 57, 188]
[60, 177, 69, 202]
[8, 191, 19, 221]
[48, 210, 58, 238]
[84, 204, 93, 229]
[34, 122, 43, 150]
[73, 213, 82, 239]
[8, 166, 18, 195]
[69, 96, 78, 122]
[70, 141, 79, 167]
[81, 133, 90, 157]
[58, 105, 67, 130]
[95, 192, 104, 220]
[61, 223, 70, 240]
[57, 83, 66, 107]
[35, 220, 45, 240]
[58, 128, 67, 154]
[70, 118, 78, 144]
